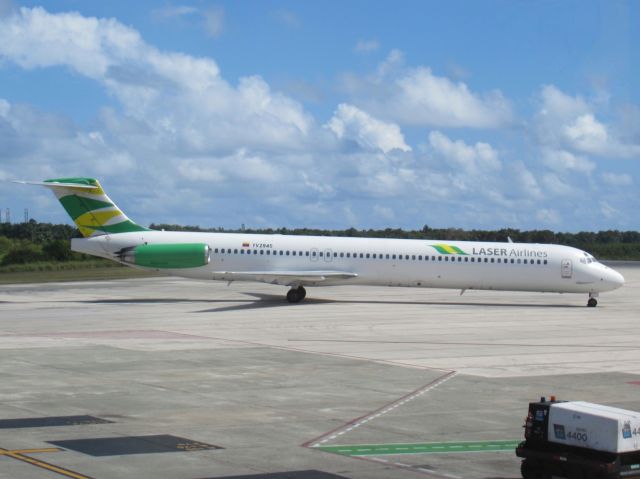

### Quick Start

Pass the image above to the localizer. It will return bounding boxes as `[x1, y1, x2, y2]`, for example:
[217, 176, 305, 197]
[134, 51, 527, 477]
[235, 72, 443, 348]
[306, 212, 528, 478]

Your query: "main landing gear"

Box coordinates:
[286, 286, 306, 304]
[587, 293, 598, 308]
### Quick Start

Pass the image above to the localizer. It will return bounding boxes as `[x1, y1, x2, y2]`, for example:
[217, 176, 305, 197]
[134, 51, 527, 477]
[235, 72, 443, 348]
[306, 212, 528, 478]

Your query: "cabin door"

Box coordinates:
[561, 259, 572, 278]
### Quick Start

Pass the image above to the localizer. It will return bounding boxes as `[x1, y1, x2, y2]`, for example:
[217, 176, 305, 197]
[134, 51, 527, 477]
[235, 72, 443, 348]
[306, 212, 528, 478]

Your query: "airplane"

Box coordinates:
[18, 177, 624, 307]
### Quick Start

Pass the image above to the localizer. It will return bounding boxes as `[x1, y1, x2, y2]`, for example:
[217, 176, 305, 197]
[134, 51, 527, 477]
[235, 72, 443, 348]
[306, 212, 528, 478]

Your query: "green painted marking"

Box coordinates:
[316, 440, 520, 456]
[133, 243, 209, 269]
[45, 177, 98, 186]
[80, 220, 149, 234]
[59, 195, 114, 220]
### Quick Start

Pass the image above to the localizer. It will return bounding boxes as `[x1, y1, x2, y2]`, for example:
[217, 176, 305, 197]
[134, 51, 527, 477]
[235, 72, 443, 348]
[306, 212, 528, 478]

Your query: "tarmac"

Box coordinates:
[0, 262, 638, 479]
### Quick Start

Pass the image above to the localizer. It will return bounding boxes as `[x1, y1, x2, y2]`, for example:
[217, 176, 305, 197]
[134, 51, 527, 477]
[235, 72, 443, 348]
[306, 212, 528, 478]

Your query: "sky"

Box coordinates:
[0, 0, 638, 232]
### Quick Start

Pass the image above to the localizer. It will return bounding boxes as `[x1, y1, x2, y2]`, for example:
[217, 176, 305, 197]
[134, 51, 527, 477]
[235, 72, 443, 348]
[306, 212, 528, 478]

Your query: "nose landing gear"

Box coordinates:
[587, 293, 598, 308]
[286, 286, 307, 303]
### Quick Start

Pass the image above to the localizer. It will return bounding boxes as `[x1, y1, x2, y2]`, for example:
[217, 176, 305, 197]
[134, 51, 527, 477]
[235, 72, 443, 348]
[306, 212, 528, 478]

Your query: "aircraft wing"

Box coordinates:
[212, 270, 358, 286]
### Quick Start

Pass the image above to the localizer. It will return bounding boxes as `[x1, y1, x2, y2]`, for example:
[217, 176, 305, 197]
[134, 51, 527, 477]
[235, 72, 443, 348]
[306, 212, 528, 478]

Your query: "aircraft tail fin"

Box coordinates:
[17, 177, 149, 238]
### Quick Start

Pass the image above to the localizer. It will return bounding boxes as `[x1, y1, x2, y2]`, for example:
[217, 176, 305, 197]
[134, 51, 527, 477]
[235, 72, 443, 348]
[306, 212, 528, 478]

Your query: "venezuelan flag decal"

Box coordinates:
[431, 243, 468, 255]
[242, 242, 250, 248]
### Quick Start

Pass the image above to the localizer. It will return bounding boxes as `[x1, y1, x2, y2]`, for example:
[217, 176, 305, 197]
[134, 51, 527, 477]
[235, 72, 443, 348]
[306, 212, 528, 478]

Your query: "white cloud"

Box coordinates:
[536, 208, 561, 224]
[272, 9, 301, 29]
[543, 173, 575, 197]
[535, 85, 640, 159]
[428, 131, 501, 173]
[345, 51, 513, 128]
[541, 148, 595, 174]
[511, 161, 542, 200]
[0, 7, 636, 232]
[0, 7, 315, 154]
[373, 204, 395, 220]
[390, 67, 512, 127]
[151, 5, 199, 21]
[354, 39, 379, 54]
[563, 114, 608, 153]
[602, 172, 633, 186]
[326, 103, 411, 153]
[203, 7, 224, 38]
[600, 202, 618, 219]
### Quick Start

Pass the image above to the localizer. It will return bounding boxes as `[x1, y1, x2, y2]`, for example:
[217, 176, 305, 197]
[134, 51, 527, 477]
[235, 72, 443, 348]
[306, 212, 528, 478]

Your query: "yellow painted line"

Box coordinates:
[0, 448, 93, 479]
[4, 447, 62, 454]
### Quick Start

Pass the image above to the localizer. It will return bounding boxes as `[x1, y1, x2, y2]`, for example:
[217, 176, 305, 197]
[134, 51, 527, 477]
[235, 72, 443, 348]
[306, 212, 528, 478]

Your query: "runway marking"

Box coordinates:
[0, 447, 93, 479]
[303, 371, 466, 478]
[317, 440, 520, 456]
[305, 371, 458, 448]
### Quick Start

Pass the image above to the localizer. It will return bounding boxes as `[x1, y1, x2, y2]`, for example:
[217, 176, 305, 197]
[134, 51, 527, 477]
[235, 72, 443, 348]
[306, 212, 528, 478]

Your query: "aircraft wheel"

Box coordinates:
[286, 288, 304, 303]
[298, 286, 306, 300]
[587, 298, 598, 308]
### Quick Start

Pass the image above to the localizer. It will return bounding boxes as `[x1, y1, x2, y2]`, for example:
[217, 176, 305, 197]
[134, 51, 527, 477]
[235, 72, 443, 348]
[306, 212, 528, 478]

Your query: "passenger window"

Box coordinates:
[517, 259, 521, 264]
[305, 251, 309, 256]
[240, 250, 244, 254]
[412, 255, 416, 260]
[444, 257, 449, 261]
[312, 251, 316, 257]
[267, 250, 271, 255]
[543, 259, 547, 264]
[386, 254, 390, 259]
[418, 255, 422, 260]
[359, 253, 364, 258]
[286, 251, 290, 256]
[214, 248, 219, 253]
[484, 258, 488, 263]
[334, 252, 338, 257]
[292, 251, 296, 256]
[372, 253, 376, 259]
[398, 254, 402, 260]
[260, 250, 264, 255]
[253, 250, 258, 255]
[234, 249, 238, 254]
[438, 256, 443, 261]
[366, 253, 370, 258]
[490, 258, 494, 263]
[392, 254, 396, 260]
[537, 259, 541, 264]
[346, 253, 350, 258]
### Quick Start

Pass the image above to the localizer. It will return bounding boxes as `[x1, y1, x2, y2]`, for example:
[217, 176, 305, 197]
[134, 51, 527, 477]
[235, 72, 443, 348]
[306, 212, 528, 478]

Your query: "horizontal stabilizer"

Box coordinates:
[13, 180, 97, 190]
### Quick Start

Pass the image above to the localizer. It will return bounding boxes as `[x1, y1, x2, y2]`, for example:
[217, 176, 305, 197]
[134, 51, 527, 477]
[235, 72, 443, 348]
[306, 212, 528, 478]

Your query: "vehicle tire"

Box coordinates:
[521, 460, 538, 479]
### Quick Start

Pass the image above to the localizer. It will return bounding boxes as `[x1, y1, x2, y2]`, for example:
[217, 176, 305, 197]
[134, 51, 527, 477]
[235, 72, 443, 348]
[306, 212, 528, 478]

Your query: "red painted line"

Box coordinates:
[301, 370, 456, 448]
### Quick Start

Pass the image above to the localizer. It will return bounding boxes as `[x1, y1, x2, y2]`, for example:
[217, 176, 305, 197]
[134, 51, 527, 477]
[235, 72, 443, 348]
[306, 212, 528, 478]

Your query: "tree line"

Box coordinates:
[1, 219, 639, 266]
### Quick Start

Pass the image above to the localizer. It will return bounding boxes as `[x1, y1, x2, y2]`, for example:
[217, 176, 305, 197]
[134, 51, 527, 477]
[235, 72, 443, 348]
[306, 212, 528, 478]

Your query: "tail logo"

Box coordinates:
[44, 178, 148, 237]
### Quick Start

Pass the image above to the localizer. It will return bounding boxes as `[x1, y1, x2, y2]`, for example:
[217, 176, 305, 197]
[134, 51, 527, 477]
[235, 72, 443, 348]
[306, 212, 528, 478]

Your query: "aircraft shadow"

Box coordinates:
[77, 294, 582, 312]
[193, 293, 581, 313]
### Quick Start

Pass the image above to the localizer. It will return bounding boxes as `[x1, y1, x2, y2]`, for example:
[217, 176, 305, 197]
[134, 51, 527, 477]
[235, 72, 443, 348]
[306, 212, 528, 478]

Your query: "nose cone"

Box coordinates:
[603, 268, 625, 291]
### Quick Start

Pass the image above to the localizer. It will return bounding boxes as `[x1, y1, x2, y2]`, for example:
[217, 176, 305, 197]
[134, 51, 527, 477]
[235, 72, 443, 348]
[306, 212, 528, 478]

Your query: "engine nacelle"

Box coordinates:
[119, 243, 211, 269]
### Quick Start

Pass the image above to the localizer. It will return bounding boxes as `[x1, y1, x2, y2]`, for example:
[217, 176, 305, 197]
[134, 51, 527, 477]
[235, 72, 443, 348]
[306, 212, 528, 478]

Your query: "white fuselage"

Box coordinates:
[72, 230, 625, 295]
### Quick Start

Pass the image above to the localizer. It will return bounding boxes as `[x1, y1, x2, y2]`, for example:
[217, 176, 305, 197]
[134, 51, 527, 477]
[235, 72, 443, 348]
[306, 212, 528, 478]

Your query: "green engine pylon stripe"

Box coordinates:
[316, 440, 520, 456]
